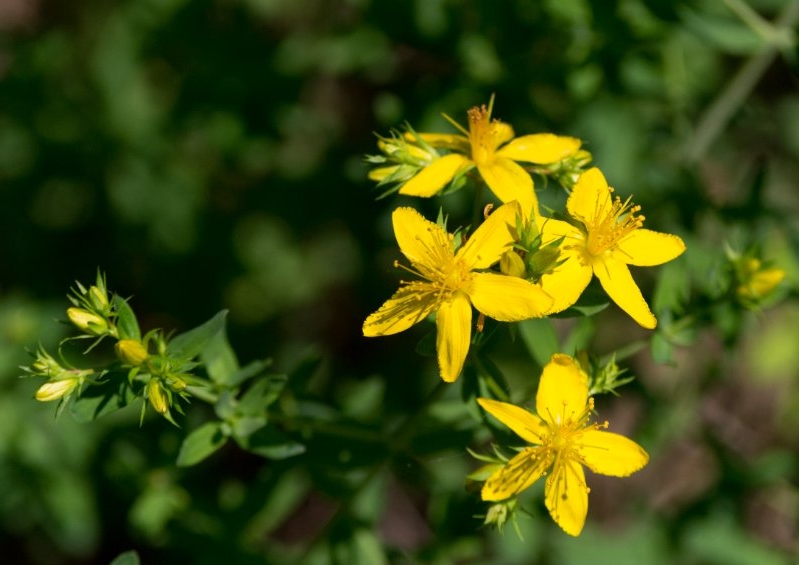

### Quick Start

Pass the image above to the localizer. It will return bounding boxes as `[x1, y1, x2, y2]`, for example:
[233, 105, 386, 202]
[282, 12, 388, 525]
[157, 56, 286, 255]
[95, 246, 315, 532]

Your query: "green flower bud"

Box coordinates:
[115, 339, 149, 366]
[67, 307, 109, 336]
[147, 379, 169, 414]
[88, 285, 109, 311]
[165, 374, 188, 392]
[35, 378, 80, 402]
[500, 251, 526, 278]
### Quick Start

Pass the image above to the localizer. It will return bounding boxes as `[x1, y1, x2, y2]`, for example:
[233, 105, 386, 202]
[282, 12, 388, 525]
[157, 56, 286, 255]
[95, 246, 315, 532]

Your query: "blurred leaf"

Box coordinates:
[237, 426, 305, 460]
[199, 322, 241, 387]
[113, 295, 141, 341]
[238, 374, 287, 415]
[168, 310, 228, 361]
[680, 7, 764, 55]
[650, 330, 675, 365]
[176, 421, 228, 467]
[518, 318, 559, 366]
[109, 551, 141, 565]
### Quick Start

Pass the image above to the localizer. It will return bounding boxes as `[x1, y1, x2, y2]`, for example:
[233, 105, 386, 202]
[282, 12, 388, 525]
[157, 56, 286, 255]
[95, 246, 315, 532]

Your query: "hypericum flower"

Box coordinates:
[397, 99, 582, 218]
[363, 201, 552, 382]
[478, 353, 649, 536]
[536, 167, 685, 328]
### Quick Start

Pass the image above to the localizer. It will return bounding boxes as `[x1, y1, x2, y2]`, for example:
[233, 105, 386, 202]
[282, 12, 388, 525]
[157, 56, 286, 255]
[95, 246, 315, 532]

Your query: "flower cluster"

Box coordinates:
[23, 272, 204, 423]
[364, 98, 686, 535]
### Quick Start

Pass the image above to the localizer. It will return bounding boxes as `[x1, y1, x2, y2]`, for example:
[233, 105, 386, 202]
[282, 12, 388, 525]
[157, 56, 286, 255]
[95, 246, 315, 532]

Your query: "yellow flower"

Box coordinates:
[363, 201, 552, 382]
[536, 167, 685, 328]
[398, 99, 582, 218]
[478, 353, 649, 536]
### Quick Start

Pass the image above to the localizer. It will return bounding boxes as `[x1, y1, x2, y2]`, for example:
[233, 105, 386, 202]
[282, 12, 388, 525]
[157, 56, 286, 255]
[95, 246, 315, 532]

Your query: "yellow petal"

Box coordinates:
[469, 272, 552, 321]
[536, 354, 589, 427]
[545, 457, 588, 536]
[489, 120, 515, 150]
[436, 291, 472, 382]
[498, 133, 582, 164]
[566, 167, 611, 225]
[391, 207, 451, 266]
[457, 201, 519, 269]
[477, 398, 547, 444]
[408, 132, 471, 153]
[538, 248, 593, 314]
[615, 229, 686, 266]
[363, 285, 438, 336]
[592, 257, 656, 329]
[477, 158, 537, 219]
[399, 154, 471, 197]
[481, 447, 553, 501]
[576, 430, 649, 477]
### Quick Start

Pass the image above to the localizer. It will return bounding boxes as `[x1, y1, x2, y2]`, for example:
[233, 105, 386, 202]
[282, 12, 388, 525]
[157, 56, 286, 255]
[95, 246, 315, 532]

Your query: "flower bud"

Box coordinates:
[500, 251, 526, 278]
[165, 374, 188, 392]
[67, 307, 109, 336]
[736, 258, 785, 304]
[88, 285, 109, 311]
[35, 378, 79, 402]
[147, 379, 169, 414]
[115, 339, 149, 366]
[31, 350, 63, 377]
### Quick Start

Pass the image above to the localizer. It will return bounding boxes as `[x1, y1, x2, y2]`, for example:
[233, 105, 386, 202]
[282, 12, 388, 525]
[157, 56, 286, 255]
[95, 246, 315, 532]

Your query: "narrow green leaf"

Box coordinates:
[198, 322, 240, 386]
[168, 310, 228, 361]
[237, 374, 287, 416]
[176, 421, 228, 467]
[113, 295, 141, 341]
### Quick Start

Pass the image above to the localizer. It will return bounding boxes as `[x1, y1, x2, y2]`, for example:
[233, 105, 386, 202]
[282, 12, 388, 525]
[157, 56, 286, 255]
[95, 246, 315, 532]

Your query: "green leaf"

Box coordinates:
[518, 318, 559, 366]
[168, 310, 228, 361]
[70, 374, 135, 422]
[650, 331, 674, 365]
[238, 374, 287, 416]
[237, 426, 305, 460]
[176, 421, 228, 467]
[113, 295, 141, 341]
[198, 321, 240, 386]
[109, 551, 141, 565]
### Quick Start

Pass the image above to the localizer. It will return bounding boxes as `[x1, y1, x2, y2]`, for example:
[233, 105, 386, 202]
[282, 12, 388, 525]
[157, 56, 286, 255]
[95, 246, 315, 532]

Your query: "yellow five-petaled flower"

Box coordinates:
[363, 201, 552, 382]
[537, 167, 686, 328]
[398, 99, 581, 218]
[478, 353, 649, 536]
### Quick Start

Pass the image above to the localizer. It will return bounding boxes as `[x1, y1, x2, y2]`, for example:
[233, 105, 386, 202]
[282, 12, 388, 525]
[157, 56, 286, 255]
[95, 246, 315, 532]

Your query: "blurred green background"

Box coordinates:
[1, 0, 798, 563]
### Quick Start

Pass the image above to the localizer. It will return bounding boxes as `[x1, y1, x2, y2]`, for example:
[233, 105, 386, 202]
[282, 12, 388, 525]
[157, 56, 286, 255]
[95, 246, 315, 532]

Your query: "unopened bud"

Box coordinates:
[165, 374, 188, 392]
[736, 258, 785, 304]
[88, 285, 109, 311]
[115, 339, 148, 366]
[147, 379, 169, 414]
[35, 378, 79, 402]
[67, 307, 109, 336]
[500, 251, 526, 278]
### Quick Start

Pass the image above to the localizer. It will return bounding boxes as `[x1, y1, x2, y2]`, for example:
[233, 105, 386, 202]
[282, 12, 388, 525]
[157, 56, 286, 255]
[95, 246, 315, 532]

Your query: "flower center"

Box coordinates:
[467, 105, 499, 165]
[584, 191, 644, 256]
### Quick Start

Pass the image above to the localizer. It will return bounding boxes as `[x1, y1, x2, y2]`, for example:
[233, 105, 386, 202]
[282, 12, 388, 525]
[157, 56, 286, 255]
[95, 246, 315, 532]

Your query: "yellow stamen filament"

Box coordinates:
[468, 105, 500, 165]
[584, 191, 645, 257]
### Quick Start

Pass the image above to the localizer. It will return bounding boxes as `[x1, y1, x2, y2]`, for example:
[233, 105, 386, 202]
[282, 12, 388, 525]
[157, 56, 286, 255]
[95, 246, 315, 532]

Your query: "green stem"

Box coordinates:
[686, 0, 799, 162]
